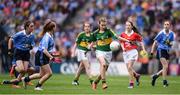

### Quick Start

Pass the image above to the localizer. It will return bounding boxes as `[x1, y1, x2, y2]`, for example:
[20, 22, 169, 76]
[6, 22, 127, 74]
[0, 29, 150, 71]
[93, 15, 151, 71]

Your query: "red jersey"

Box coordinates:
[120, 31, 142, 51]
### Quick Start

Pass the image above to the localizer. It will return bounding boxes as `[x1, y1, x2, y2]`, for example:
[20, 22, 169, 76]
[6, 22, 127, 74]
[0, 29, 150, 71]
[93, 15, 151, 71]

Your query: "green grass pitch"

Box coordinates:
[0, 74, 180, 94]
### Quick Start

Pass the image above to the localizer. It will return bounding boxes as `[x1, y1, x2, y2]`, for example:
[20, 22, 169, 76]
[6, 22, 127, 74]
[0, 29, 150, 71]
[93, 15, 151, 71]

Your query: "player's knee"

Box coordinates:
[18, 68, 25, 73]
[48, 72, 52, 77]
[163, 64, 168, 69]
[39, 73, 43, 78]
[127, 66, 132, 71]
[102, 64, 108, 67]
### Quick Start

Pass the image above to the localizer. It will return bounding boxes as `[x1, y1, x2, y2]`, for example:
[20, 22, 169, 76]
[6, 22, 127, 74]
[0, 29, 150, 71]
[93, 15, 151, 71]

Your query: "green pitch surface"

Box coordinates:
[0, 74, 180, 94]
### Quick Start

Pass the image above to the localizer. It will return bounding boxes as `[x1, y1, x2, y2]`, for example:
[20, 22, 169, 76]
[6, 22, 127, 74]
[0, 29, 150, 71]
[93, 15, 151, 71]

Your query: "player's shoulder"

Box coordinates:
[133, 32, 141, 37]
[158, 29, 165, 35]
[105, 27, 114, 32]
[120, 32, 126, 36]
[170, 30, 175, 35]
[16, 30, 25, 35]
[105, 27, 111, 31]
[155, 30, 164, 37]
[92, 29, 99, 35]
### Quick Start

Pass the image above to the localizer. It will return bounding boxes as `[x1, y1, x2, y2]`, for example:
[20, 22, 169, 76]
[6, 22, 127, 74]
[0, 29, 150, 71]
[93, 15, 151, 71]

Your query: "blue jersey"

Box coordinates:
[38, 32, 54, 52]
[154, 29, 175, 50]
[12, 30, 35, 51]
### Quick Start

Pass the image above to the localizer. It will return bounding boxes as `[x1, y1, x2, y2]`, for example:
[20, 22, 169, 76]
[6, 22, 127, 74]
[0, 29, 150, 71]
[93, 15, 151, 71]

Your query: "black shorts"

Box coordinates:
[156, 49, 169, 60]
[35, 50, 50, 66]
[14, 49, 30, 61]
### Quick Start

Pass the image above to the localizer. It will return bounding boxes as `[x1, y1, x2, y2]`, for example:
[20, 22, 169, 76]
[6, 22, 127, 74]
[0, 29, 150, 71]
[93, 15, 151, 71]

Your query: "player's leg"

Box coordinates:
[82, 60, 93, 84]
[126, 62, 135, 88]
[1, 60, 24, 85]
[151, 49, 169, 86]
[160, 58, 169, 87]
[98, 56, 108, 89]
[26, 66, 36, 86]
[132, 68, 141, 86]
[11, 60, 25, 83]
[72, 62, 84, 85]
[22, 67, 43, 89]
[34, 64, 52, 90]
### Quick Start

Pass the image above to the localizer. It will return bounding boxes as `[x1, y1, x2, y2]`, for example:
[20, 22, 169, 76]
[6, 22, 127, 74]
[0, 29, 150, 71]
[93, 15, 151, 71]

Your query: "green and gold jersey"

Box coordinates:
[93, 28, 117, 51]
[76, 32, 94, 51]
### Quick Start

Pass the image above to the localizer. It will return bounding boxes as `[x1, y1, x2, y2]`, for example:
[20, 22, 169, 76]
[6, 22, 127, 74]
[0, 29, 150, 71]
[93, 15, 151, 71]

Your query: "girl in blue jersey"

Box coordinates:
[22, 20, 56, 91]
[150, 20, 175, 87]
[2, 20, 35, 85]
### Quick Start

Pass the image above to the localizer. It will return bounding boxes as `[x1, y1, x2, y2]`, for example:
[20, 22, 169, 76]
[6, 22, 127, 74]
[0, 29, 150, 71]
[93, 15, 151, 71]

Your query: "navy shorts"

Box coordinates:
[156, 49, 169, 60]
[35, 50, 50, 66]
[14, 49, 30, 61]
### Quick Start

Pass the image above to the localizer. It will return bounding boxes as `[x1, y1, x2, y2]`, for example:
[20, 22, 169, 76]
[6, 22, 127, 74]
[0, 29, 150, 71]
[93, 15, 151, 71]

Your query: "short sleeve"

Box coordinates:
[11, 31, 22, 40]
[119, 33, 124, 42]
[76, 33, 82, 44]
[154, 32, 162, 42]
[170, 32, 175, 41]
[136, 33, 142, 42]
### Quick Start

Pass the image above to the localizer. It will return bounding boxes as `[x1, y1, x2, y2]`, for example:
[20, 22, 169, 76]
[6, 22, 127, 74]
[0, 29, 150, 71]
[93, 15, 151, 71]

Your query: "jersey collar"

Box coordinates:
[125, 30, 134, 36]
[162, 29, 172, 36]
[22, 30, 32, 37]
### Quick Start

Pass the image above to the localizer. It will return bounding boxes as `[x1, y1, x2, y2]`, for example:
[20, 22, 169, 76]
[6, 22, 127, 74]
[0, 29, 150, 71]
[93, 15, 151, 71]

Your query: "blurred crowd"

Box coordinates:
[0, 0, 180, 74]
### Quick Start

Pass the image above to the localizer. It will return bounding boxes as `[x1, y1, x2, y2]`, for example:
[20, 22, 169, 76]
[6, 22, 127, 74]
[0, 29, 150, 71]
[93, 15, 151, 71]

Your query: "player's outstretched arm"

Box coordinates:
[71, 43, 77, 58]
[118, 36, 130, 42]
[151, 41, 157, 54]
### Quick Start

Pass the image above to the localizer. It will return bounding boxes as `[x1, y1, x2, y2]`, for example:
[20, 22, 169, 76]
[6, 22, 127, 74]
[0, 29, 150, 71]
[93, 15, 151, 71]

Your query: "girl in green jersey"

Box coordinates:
[92, 17, 130, 90]
[71, 22, 93, 85]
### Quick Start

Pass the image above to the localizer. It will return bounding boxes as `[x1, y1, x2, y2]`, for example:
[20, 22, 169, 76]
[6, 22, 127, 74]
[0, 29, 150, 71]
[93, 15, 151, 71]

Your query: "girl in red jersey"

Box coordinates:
[120, 21, 147, 88]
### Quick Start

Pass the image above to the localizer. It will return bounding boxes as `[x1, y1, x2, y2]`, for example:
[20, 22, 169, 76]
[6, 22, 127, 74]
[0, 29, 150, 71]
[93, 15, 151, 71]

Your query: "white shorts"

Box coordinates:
[123, 49, 138, 64]
[76, 49, 88, 62]
[96, 50, 112, 64]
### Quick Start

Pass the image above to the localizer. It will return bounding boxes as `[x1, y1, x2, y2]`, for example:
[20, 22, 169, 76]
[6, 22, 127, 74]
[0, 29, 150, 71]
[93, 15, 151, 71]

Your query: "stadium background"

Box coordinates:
[0, 0, 180, 80]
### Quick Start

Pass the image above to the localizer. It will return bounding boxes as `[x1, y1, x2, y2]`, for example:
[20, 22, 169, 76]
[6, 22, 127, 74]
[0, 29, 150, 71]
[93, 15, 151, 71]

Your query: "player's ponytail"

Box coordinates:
[38, 20, 52, 38]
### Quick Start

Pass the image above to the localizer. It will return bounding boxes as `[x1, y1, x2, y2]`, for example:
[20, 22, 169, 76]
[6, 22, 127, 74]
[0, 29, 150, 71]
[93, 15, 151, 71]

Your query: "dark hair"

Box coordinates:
[163, 19, 171, 24]
[38, 20, 56, 38]
[24, 20, 33, 30]
[127, 21, 142, 36]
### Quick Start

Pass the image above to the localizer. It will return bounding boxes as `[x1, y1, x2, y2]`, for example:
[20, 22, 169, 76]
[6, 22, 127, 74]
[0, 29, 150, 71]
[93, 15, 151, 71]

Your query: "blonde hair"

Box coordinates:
[99, 17, 107, 24]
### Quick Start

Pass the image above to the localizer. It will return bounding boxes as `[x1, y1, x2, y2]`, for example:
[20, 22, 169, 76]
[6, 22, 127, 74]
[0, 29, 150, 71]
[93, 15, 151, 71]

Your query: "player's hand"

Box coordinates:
[164, 40, 172, 47]
[91, 44, 96, 51]
[149, 53, 153, 59]
[8, 49, 13, 57]
[71, 53, 75, 58]
[140, 50, 148, 57]
[50, 57, 55, 62]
